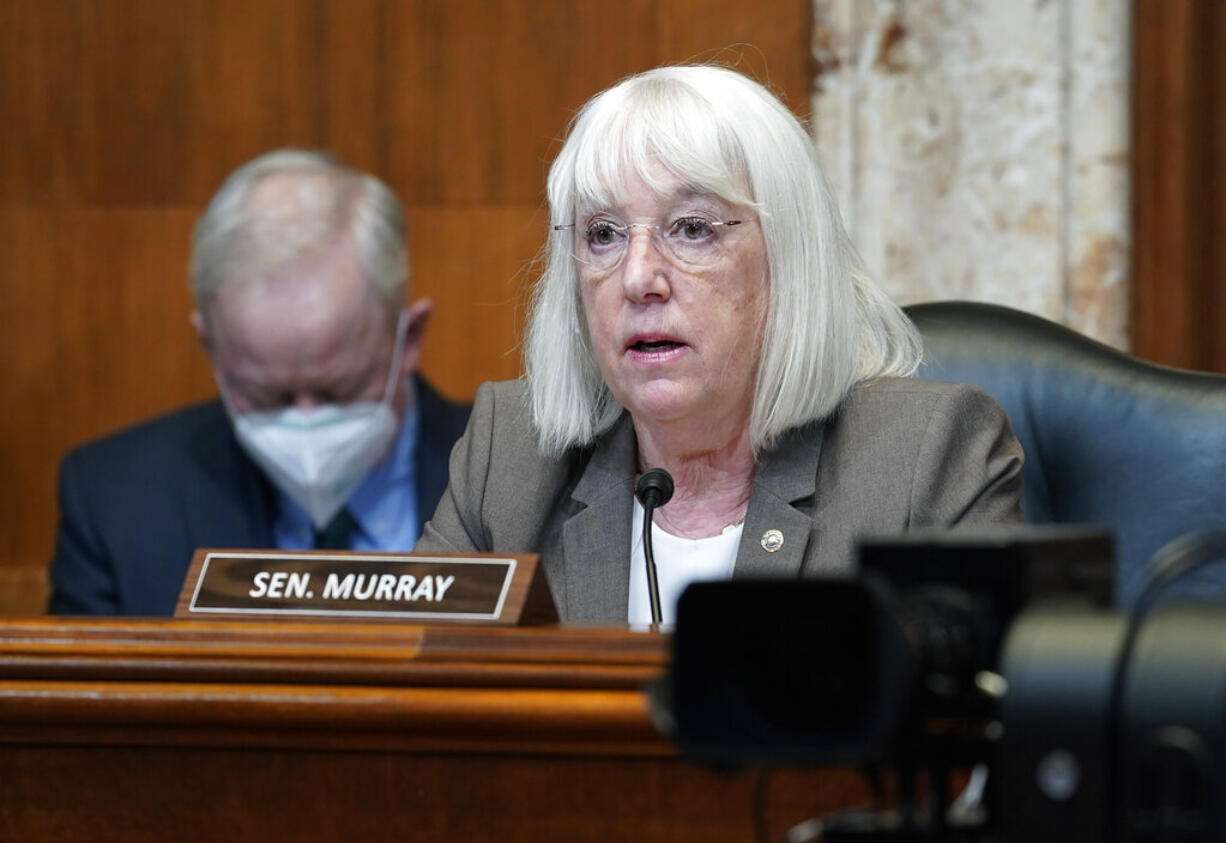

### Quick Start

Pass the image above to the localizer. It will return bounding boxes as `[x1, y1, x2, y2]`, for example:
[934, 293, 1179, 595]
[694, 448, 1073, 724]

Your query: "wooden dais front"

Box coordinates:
[0, 619, 868, 841]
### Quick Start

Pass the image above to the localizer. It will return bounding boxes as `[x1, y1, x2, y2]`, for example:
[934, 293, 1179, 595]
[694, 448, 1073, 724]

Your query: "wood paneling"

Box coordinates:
[0, 1, 811, 601]
[1131, 0, 1226, 370]
[0, 619, 871, 841]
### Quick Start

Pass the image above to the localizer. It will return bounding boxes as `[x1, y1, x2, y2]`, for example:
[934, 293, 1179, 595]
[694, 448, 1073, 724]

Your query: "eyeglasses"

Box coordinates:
[554, 216, 744, 271]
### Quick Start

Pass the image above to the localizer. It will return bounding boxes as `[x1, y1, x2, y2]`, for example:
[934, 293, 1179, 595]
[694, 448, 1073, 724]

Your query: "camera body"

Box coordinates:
[1004, 603, 1226, 842]
[669, 527, 1226, 841]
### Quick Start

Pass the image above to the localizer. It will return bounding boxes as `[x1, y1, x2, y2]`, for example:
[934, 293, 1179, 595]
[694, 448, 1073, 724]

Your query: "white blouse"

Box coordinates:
[627, 498, 742, 628]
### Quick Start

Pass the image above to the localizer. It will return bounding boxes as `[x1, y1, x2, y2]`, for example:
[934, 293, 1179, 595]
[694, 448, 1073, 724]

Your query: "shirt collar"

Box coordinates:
[347, 378, 419, 537]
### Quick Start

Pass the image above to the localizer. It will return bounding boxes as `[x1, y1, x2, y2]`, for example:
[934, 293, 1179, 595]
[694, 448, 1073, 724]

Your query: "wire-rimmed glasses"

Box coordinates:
[554, 215, 744, 271]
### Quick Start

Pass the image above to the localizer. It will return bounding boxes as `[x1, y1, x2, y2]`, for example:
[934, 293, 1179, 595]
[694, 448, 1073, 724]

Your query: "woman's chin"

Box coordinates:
[623, 385, 710, 429]
[624, 395, 690, 426]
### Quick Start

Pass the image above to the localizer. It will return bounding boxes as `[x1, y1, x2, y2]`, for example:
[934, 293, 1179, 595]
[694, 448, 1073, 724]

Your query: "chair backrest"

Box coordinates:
[906, 300, 1226, 607]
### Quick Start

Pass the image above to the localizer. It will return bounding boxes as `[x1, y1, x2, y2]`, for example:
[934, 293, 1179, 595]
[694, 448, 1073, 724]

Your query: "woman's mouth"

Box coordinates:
[626, 335, 689, 361]
[630, 339, 685, 352]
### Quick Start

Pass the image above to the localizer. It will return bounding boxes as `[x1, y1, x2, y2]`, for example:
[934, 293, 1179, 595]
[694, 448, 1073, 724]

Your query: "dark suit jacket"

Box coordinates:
[50, 377, 471, 616]
[417, 377, 1023, 622]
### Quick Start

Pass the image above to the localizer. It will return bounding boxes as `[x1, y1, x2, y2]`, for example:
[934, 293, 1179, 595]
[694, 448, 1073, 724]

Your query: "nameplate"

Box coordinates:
[174, 550, 558, 625]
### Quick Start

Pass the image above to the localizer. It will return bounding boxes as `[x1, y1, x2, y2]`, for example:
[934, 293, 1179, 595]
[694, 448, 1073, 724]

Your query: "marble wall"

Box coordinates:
[811, 0, 1129, 346]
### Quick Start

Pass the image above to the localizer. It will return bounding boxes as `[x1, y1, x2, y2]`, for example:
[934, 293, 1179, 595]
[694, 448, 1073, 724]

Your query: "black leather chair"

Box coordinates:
[906, 300, 1226, 607]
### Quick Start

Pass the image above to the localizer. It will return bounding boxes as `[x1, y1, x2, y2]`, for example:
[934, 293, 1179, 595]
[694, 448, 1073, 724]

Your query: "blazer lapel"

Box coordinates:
[555, 414, 828, 616]
[560, 414, 637, 622]
[734, 420, 825, 579]
[186, 403, 275, 549]
[413, 377, 457, 537]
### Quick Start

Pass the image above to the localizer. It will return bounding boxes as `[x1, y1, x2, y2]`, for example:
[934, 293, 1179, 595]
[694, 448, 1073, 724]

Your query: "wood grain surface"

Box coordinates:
[0, 618, 873, 842]
[1131, 0, 1226, 371]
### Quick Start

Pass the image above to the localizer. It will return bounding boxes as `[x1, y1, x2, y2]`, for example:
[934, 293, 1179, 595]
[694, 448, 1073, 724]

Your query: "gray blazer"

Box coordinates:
[417, 377, 1023, 622]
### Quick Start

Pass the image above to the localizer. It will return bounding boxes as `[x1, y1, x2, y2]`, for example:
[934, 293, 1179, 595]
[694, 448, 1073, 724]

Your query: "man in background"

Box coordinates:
[49, 150, 471, 615]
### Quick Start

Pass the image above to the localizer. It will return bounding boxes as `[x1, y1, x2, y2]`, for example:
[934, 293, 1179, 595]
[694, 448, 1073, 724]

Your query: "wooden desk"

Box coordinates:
[0, 619, 867, 842]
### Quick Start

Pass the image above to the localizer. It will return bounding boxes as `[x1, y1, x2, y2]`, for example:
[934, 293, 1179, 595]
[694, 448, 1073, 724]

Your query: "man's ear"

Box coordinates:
[190, 310, 213, 354]
[399, 298, 433, 374]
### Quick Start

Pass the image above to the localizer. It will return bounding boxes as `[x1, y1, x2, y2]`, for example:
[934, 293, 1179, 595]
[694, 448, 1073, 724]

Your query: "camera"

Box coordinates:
[666, 527, 1226, 842]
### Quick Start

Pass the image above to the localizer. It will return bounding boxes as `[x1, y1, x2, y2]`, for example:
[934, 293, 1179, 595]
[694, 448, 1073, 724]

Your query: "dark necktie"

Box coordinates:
[314, 508, 359, 550]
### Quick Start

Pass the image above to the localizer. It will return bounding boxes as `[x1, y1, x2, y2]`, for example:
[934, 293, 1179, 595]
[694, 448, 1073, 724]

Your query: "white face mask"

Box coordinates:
[224, 311, 408, 529]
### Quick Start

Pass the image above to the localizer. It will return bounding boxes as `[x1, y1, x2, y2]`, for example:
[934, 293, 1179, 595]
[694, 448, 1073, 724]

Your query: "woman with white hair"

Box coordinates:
[417, 65, 1022, 624]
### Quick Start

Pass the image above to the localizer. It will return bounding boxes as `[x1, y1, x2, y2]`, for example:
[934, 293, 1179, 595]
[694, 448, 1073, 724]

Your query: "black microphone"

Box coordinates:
[635, 468, 674, 626]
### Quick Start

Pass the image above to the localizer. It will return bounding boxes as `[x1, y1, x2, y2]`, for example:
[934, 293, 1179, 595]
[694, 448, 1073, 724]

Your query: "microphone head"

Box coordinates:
[635, 468, 675, 509]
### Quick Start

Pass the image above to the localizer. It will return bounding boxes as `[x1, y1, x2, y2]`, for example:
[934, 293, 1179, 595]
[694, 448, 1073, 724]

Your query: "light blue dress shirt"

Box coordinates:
[272, 385, 421, 551]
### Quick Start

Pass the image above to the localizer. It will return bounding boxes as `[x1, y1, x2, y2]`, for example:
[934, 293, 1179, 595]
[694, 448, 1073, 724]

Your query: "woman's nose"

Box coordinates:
[620, 228, 671, 302]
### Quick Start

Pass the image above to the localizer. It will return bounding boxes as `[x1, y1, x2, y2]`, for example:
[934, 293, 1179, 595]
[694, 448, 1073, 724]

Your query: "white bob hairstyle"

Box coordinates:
[190, 149, 408, 310]
[525, 64, 921, 456]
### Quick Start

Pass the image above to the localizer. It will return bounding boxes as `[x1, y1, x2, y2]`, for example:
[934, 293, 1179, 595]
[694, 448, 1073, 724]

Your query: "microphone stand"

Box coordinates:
[643, 504, 664, 625]
[635, 468, 674, 627]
